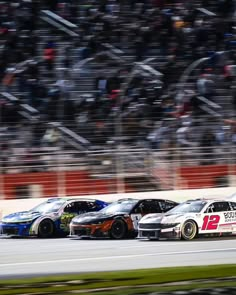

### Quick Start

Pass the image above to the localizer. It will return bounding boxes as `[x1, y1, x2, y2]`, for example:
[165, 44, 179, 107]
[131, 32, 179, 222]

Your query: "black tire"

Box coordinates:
[110, 219, 127, 239]
[181, 220, 198, 241]
[38, 219, 55, 238]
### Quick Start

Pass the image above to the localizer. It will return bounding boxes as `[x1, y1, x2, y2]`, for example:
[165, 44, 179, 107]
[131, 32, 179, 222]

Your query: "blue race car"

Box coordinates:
[0, 198, 108, 238]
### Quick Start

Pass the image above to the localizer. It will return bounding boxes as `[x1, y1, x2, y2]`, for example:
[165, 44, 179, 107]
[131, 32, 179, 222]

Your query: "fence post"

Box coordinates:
[173, 143, 182, 190]
[0, 151, 5, 200]
[56, 139, 66, 198]
[227, 144, 236, 187]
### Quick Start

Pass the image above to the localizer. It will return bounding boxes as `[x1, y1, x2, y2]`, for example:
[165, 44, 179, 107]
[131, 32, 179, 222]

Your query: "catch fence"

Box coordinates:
[0, 145, 235, 199]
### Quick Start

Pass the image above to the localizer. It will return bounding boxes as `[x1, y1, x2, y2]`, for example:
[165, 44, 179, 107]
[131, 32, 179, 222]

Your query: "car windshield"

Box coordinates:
[166, 201, 207, 215]
[100, 200, 137, 214]
[30, 200, 65, 214]
[229, 193, 236, 201]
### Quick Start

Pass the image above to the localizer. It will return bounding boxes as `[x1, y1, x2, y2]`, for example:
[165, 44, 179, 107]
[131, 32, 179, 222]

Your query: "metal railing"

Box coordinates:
[0, 145, 235, 199]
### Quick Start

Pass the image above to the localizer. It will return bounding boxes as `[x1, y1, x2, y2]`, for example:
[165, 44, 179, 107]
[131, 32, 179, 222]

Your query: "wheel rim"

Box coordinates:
[183, 221, 196, 239]
[111, 221, 125, 239]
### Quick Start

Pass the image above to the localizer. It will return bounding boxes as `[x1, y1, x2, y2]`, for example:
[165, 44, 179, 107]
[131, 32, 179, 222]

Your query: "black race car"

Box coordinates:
[69, 198, 178, 239]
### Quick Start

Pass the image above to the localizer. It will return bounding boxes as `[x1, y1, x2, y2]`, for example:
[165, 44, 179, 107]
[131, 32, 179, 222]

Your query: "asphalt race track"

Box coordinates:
[0, 237, 236, 278]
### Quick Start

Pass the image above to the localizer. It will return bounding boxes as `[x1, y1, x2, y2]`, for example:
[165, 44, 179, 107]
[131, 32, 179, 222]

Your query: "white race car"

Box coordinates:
[138, 199, 236, 240]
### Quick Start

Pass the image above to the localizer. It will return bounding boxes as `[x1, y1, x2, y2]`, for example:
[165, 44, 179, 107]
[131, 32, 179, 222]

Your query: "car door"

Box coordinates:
[60, 201, 88, 232]
[199, 201, 231, 234]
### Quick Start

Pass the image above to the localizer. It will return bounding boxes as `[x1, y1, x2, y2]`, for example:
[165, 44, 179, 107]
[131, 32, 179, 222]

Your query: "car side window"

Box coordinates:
[159, 201, 176, 212]
[133, 202, 144, 214]
[213, 202, 231, 212]
[205, 204, 215, 213]
[205, 202, 230, 213]
[87, 201, 99, 211]
[64, 202, 78, 213]
[76, 202, 89, 213]
[230, 202, 236, 210]
[134, 201, 161, 214]
[146, 200, 161, 213]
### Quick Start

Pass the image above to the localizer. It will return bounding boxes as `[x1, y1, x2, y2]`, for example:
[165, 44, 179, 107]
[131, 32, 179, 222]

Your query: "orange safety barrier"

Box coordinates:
[1, 171, 124, 199]
[178, 164, 236, 189]
[1, 164, 236, 199]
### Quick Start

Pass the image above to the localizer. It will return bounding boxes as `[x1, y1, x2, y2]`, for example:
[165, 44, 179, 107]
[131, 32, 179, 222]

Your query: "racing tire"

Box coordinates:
[181, 220, 198, 241]
[38, 219, 55, 238]
[110, 219, 127, 239]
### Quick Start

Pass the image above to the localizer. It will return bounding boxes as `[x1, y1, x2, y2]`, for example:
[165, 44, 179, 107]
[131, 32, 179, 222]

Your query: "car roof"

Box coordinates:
[46, 198, 178, 204]
[185, 198, 230, 204]
[46, 197, 102, 203]
[116, 198, 178, 204]
[116, 198, 139, 203]
[137, 198, 178, 203]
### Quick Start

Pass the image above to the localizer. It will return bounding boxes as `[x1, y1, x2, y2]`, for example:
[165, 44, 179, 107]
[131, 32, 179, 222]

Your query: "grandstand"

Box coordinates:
[0, 0, 235, 198]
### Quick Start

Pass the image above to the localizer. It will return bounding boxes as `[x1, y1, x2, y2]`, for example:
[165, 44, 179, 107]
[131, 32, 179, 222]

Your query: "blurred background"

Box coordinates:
[0, 0, 236, 199]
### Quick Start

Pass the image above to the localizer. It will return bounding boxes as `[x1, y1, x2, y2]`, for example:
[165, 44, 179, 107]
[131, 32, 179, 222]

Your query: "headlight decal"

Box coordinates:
[161, 223, 180, 229]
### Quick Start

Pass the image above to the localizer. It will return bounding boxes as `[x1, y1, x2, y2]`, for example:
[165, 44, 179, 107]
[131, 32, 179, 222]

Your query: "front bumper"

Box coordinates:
[0, 222, 33, 237]
[138, 228, 160, 239]
[138, 225, 181, 240]
[70, 221, 111, 238]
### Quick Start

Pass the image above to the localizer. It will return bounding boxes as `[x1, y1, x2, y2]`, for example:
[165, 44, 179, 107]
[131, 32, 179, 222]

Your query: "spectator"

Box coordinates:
[200, 128, 217, 164]
[43, 41, 56, 74]
[0, 0, 235, 167]
[196, 73, 216, 99]
[41, 125, 60, 147]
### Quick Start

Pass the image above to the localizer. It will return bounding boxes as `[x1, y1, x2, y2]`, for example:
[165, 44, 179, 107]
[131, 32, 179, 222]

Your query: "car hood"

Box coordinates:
[139, 213, 164, 223]
[72, 211, 124, 224]
[161, 213, 186, 223]
[1, 211, 42, 223]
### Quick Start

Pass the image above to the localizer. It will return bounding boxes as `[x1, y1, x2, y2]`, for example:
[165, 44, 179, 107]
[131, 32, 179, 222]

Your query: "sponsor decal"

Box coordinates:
[60, 213, 76, 231]
[224, 212, 236, 223]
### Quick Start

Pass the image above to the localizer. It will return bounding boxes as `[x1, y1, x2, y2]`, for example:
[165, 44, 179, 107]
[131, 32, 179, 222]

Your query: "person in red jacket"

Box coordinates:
[43, 42, 56, 73]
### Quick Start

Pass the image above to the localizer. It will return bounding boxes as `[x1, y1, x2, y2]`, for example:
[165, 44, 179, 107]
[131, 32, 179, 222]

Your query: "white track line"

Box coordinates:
[119, 240, 236, 248]
[1, 248, 236, 267]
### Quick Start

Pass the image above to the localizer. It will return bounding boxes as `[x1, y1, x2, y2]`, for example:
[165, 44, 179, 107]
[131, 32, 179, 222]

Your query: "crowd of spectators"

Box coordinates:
[0, 0, 236, 171]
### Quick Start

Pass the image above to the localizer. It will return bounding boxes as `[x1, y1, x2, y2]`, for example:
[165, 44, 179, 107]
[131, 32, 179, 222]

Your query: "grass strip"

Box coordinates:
[0, 264, 235, 295]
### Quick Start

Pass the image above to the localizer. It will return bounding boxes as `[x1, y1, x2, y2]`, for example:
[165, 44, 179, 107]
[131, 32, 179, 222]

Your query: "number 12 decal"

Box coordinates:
[202, 215, 220, 230]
